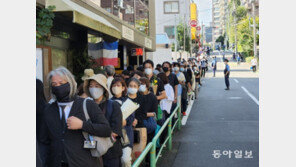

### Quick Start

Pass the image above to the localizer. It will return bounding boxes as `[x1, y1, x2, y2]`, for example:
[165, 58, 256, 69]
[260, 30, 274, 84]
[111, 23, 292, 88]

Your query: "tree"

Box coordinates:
[216, 35, 225, 47]
[175, 23, 191, 52]
[236, 6, 247, 21]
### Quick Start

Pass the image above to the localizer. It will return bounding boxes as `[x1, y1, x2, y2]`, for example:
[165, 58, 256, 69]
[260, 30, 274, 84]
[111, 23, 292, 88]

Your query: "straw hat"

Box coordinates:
[81, 69, 95, 81]
[83, 72, 110, 99]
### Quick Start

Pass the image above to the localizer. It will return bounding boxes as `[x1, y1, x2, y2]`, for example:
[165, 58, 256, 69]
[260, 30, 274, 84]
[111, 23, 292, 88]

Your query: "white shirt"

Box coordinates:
[160, 84, 174, 114]
[251, 59, 257, 66]
[58, 101, 74, 123]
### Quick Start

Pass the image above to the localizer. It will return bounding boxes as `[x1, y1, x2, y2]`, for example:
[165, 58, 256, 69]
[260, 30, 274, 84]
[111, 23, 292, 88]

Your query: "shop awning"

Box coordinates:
[46, 0, 121, 39]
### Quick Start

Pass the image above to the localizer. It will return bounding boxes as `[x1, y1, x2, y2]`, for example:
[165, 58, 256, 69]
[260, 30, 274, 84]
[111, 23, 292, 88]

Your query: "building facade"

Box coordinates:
[155, 0, 191, 46]
[36, 0, 156, 98]
[212, 0, 229, 43]
[205, 26, 213, 43]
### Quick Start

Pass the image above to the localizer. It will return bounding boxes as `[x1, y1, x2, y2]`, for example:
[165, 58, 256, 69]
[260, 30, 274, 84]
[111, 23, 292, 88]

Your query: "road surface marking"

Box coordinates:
[229, 97, 242, 99]
[241, 86, 259, 105]
[233, 79, 239, 83]
[181, 98, 194, 125]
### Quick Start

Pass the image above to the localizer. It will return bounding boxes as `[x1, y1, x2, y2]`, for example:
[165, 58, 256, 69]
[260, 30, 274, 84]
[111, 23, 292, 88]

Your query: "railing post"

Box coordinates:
[150, 140, 156, 167]
[168, 119, 172, 150]
[177, 105, 181, 130]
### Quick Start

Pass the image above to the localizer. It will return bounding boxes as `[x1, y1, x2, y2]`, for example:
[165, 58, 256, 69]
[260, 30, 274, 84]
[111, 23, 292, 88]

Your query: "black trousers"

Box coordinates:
[201, 67, 206, 77]
[224, 75, 230, 88]
[181, 98, 187, 113]
[103, 157, 121, 167]
[252, 65, 256, 72]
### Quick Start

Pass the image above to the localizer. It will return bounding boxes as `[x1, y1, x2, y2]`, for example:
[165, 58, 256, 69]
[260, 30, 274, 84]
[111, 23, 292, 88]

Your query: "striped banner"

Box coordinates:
[88, 41, 118, 66]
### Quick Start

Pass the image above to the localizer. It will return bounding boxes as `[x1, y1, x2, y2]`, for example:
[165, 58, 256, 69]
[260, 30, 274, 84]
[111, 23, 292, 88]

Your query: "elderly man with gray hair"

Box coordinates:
[104, 65, 115, 98]
[40, 66, 111, 167]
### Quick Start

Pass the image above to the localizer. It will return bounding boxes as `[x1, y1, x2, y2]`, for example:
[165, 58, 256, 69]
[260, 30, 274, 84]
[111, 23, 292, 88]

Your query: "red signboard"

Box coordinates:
[197, 26, 201, 31]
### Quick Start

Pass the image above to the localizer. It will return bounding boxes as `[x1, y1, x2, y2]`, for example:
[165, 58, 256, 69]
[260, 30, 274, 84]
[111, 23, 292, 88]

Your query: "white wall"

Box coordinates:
[155, 0, 191, 45]
[146, 48, 173, 66]
[172, 51, 190, 61]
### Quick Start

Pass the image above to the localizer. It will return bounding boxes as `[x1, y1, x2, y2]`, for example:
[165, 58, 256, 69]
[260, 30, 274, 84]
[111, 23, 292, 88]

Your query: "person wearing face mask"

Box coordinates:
[83, 73, 123, 167]
[139, 77, 157, 137]
[40, 67, 111, 167]
[126, 78, 146, 128]
[138, 77, 158, 167]
[143, 59, 166, 101]
[162, 61, 178, 113]
[173, 62, 186, 107]
[110, 77, 135, 167]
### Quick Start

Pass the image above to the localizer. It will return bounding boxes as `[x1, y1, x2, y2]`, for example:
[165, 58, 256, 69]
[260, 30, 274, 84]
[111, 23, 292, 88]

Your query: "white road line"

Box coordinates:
[229, 97, 242, 99]
[241, 86, 259, 105]
[181, 97, 194, 125]
[233, 79, 239, 83]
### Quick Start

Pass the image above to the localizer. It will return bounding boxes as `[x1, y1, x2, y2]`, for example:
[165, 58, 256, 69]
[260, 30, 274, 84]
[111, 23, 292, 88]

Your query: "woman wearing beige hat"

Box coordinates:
[83, 71, 123, 167]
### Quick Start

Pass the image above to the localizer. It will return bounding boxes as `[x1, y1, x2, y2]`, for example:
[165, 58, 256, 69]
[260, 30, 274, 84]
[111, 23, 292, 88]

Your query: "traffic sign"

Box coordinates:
[190, 20, 197, 27]
[197, 26, 201, 31]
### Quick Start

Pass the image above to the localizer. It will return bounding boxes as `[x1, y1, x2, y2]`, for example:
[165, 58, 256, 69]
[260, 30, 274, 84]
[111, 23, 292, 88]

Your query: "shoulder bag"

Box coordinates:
[82, 98, 115, 157]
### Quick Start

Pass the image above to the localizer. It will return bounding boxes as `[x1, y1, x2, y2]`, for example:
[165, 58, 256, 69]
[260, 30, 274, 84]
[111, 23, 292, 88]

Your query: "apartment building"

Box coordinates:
[212, 0, 230, 42]
[155, 0, 191, 46]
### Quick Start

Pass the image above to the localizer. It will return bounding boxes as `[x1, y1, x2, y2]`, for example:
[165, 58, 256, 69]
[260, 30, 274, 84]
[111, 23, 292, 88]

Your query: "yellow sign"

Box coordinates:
[190, 3, 197, 21]
[190, 3, 197, 40]
[191, 27, 196, 40]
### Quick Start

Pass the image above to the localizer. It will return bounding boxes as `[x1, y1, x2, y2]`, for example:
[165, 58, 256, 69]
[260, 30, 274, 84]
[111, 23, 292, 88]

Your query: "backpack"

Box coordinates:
[103, 99, 114, 122]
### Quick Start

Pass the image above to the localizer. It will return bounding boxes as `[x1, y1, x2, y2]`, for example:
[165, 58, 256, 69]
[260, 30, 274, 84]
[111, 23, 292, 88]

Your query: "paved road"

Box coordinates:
[158, 56, 259, 167]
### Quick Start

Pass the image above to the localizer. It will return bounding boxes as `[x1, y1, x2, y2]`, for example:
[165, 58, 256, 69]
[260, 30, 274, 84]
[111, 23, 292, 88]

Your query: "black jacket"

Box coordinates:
[40, 97, 111, 167]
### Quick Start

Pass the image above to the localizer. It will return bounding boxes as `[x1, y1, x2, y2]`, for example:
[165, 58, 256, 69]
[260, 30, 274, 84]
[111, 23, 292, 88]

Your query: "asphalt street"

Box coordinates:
[158, 53, 259, 167]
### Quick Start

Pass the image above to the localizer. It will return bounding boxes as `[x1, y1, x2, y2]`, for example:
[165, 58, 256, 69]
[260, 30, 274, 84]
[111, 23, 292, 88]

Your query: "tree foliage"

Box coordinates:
[173, 23, 191, 52]
[36, 6, 55, 45]
[226, 4, 259, 57]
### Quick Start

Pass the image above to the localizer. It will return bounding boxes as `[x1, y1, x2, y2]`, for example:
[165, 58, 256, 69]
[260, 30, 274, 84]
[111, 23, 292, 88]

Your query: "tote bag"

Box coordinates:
[82, 98, 114, 157]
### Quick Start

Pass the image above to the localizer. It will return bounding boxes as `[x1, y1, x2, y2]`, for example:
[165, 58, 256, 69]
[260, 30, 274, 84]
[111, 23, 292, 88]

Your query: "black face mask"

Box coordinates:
[52, 82, 71, 102]
[163, 67, 169, 72]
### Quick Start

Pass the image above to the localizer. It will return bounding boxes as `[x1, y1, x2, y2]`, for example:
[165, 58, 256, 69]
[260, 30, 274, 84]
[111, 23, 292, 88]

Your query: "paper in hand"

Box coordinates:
[121, 98, 140, 120]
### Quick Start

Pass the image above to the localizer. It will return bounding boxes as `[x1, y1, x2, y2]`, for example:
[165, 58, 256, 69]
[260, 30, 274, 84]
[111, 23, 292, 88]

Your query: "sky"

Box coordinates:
[193, 0, 212, 26]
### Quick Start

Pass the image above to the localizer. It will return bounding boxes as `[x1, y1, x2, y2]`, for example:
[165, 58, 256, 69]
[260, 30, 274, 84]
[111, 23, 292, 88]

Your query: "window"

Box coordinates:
[164, 26, 175, 39]
[164, 1, 179, 14]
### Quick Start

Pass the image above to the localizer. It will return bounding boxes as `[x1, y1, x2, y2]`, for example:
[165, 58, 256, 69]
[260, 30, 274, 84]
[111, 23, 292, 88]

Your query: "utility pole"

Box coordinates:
[201, 21, 204, 47]
[251, 0, 257, 58]
[174, 14, 177, 52]
[133, 0, 136, 26]
[233, 1, 238, 54]
[183, 14, 186, 53]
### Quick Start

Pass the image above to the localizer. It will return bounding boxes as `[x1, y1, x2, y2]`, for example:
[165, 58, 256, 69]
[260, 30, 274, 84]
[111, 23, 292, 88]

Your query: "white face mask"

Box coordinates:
[89, 87, 104, 99]
[112, 86, 122, 96]
[139, 85, 146, 92]
[144, 68, 153, 75]
[174, 67, 179, 72]
[128, 87, 138, 95]
[180, 67, 184, 72]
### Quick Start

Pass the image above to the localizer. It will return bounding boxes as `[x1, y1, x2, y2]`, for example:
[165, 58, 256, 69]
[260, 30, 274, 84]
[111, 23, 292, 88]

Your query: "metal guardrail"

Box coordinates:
[132, 104, 182, 167]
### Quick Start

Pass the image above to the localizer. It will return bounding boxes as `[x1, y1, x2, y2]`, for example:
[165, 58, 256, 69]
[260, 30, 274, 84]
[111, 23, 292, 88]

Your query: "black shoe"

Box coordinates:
[225, 88, 230, 90]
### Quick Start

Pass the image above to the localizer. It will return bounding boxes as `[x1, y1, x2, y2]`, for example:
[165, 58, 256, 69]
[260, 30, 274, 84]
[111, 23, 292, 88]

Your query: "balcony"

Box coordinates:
[99, 0, 150, 35]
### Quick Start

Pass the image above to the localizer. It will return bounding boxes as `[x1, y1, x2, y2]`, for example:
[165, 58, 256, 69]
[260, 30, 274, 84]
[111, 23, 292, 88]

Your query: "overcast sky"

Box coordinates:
[193, 0, 212, 26]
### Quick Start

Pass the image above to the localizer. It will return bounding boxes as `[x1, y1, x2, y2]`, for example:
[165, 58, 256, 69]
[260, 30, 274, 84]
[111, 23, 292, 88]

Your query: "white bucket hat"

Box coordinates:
[83, 70, 110, 99]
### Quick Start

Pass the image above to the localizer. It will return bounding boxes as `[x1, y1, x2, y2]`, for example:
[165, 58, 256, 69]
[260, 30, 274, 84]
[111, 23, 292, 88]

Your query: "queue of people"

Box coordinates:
[36, 59, 202, 167]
